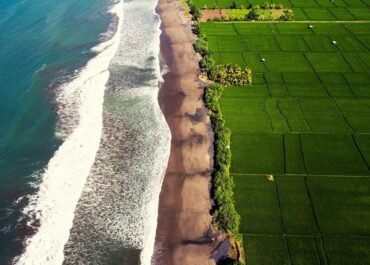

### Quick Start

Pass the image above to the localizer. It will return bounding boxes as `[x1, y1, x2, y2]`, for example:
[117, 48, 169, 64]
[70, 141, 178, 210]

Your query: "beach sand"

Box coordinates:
[153, 0, 219, 264]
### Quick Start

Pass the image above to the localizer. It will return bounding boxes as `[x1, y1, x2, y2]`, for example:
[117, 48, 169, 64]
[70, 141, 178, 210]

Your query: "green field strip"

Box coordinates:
[290, 0, 320, 7]
[231, 133, 285, 173]
[350, 84, 370, 97]
[303, 176, 323, 235]
[336, 99, 370, 132]
[274, 35, 311, 51]
[314, 237, 329, 265]
[348, 7, 370, 19]
[354, 134, 370, 166]
[296, 99, 314, 132]
[329, 7, 357, 20]
[357, 51, 370, 69]
[303, 8, 338, 20]
[202, 20, 370, 264]
[323, 237, 370, 264]
[273, 178, 294, 265]
[305, 52, 352, 72]
[333, 98, 356, 132]
[342, 73, 358, 96]
[315, 0, 336, 7]
[300, 133, 369, 175]
[298, 133, 309, 173]
[262, 99, 275, 131]
[277, 100, 293, 130]
[325, 84, 355, 97]
[277, 175, 320, 234]
[231, 172, 370, 177]
[287, 237, 322, 265]
[242, 229, 370, 263]
[357, 35, 370, 49]
[234, 175, 284, 233]
[242, 235, 292, 265]
[307, 175, 370, 235]
[342, 52, 369, 72]
[352, 134, 370, 169]
[242, 233, 370, 237]
[344, 0, 368, 7]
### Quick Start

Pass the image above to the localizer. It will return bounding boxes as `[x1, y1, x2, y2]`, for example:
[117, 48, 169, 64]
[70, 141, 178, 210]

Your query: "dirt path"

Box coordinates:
[152, 0, 219, 264]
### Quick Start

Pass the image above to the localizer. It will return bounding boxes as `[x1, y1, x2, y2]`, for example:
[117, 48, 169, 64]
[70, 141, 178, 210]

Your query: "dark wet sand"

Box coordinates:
[153, 0, 219, 264]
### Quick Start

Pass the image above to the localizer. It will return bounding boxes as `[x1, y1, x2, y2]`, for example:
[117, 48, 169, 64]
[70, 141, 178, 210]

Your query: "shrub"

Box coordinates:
[204, 83, 243, 264]
[209, 64, 252, 86]
[246, 8, 260, 20]
[194, 34, 208, 55]
[188, 0, 201, 21]
[279, 8, 294, 21]
[192, 23, 201, 35]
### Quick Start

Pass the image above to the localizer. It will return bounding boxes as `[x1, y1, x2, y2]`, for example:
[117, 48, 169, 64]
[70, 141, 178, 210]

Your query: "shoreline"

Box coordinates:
[153, 0, 219, 264]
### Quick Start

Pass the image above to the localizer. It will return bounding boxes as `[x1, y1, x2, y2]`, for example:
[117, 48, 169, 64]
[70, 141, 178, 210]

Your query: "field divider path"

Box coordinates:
[333, 99, 356, 133]
[298, 133, 309, 174]
[273, 179, 293, 265]
[263, 99, 275, 131]
[306, 176, 328, 264]
[296, 99, 314, 132]
[352, 134, 370, 171]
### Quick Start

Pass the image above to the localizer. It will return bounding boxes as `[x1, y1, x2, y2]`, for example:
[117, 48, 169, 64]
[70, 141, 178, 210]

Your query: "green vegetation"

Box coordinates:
[193, 0, 370, 262]
[189, 1, 249, 264]
[204, 83, 245, 264]
[200, 15, 370, 265]
[203, 3, 294, 22]
[194, 31, 253, 85]
[204, 83, 241, 235]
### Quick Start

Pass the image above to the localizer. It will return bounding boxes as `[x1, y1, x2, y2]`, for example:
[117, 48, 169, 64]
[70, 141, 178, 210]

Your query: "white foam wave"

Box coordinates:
[60, 0, 171, 264]
[13, 1, 124, 265]
[140, 9, 170, 265]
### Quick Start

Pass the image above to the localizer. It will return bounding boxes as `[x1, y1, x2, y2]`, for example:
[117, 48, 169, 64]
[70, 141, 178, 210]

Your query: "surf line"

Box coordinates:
[14, 1, 123, 265]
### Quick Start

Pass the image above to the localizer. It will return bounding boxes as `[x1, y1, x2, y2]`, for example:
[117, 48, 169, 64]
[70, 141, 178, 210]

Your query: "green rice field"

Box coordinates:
[201, 19, 370, 264]
[195, 0, 370, 17]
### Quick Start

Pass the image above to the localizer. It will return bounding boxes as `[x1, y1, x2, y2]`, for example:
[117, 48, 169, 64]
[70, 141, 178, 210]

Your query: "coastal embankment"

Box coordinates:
[153, 0, 219, 264]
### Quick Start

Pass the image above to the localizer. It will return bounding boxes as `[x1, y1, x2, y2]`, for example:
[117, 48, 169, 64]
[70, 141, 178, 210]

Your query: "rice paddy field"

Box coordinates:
[200, 9, 370, 265]
[194, 0, 370, 21]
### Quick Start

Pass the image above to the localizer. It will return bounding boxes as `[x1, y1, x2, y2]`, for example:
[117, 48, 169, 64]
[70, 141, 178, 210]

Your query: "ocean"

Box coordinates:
[0, 0, 170, 264]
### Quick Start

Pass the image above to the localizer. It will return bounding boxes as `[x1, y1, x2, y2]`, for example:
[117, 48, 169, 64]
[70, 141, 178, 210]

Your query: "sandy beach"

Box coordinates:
[153, 0, 219, 264]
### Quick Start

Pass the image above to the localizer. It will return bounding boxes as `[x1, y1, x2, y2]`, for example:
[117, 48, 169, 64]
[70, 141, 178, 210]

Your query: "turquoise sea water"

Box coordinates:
[0, 0, 113, 263]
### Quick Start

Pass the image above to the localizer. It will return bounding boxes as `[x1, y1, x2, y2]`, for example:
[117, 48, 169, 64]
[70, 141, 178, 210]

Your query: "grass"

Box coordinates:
[241, 35, 280, 51]
[306, 52, 352, 72]
[213, 52, 247, 66]
[243, 235, 291, 265]
[284, 135, 309, 173]
[277, 175, 319, 234]
[300, 133, 369, 175]
[337, 99, 370, 132]
[275, 35, 310, 51]
[286, 84, 329, 97]
[308, 176, 370, 234]
[324, 237, 370, 265]
[200, 17, 370, 264]
[262, 52, 314, 72]
[234, 175, 283, 233]
[287, 237, 321, 265]
[298, 99, 352, 132]
[231, 133, 284, 173]
[304, 7, 337, 20]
